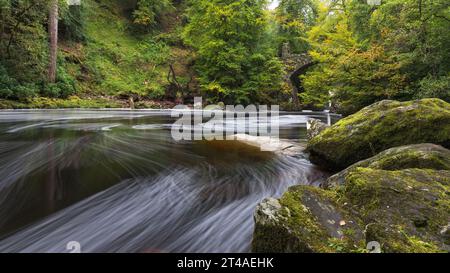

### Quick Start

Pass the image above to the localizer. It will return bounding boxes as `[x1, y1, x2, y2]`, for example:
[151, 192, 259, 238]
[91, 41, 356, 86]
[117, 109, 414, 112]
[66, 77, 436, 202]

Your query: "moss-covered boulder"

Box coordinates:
[306, 99, 450, 171]
[253, 168, 450, 253]
[324, 144, 450, 188]
[252, 187, 365, 253]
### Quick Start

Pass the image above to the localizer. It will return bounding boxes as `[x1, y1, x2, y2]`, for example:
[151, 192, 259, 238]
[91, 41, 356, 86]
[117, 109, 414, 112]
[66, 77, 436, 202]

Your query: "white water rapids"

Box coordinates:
[0, 109, 338, 253]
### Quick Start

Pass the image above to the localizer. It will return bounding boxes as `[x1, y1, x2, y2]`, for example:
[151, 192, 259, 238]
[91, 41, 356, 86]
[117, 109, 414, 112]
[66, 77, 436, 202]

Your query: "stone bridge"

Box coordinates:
[281, 43, 314, 109]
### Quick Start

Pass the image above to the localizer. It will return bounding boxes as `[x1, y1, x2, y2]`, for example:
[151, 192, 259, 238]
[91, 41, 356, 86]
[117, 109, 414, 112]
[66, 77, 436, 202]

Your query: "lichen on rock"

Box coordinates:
[306, 118, 329, 140]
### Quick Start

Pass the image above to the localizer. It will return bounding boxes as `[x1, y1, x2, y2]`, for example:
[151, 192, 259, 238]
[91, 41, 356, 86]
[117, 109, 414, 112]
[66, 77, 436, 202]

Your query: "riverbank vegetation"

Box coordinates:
[1, 0, 449, 113]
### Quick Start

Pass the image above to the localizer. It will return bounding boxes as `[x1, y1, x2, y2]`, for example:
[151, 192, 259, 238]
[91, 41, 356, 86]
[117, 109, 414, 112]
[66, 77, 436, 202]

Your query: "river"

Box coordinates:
[0, 109, 339, 253]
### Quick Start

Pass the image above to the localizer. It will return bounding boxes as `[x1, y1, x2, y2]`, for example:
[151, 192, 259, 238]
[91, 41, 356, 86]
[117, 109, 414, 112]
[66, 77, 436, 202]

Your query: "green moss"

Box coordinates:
[254, 166, 450, 253]
[327, 237, 368, 253]
[307, 99, 450, 171]
[369, 224, 444, 253]
[278, 187, 334, 252]
[252, 187, 335, 253]
[324, 144, 450, 189]
[402, 234, 443, 253]
[340, 168, 450, 252]
[356, 144, 450, 171]
[253, 186, 365, 253]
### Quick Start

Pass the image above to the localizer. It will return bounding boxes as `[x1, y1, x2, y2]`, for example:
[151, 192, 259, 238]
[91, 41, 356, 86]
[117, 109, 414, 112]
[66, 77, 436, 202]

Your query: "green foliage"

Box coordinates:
[416, 74, 450, 102]
[41, 65, 76, 98]
[133, 0, 173, 27]
[0, 0, 50, 84]
[60, 3, 85, 42]
[1, 0, 448, 109]
[0, 65, 39, 101]
[302, 0, 450, 114]
[69, 0, 171, 98]
[0, 0, 81, 100]
[0, 0, 174, 103]
[0, 66, 15, 99]
[13, 83, 40, 101]
[0, 64, 75, 100]
[184, 0, 284, 104]
[275, 0, 318, 54]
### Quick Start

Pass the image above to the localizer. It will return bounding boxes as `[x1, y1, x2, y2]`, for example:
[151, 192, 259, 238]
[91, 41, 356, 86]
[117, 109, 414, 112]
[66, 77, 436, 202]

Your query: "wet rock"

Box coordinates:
[252, 186, 364, 253]
[254, 198, 285, 226]
[306, 99, 450, 171]
[233, 134, 306, 155]
[324, 144, 450, 188]
[253, 168, 450, 253]
[204, 104, 224, 111]
[199, 139, 275, 163]
[306, 118, 329, 140]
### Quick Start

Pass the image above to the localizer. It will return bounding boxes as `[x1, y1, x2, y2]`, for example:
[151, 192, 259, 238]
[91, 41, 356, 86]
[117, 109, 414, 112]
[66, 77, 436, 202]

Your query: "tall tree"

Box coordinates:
[133, 0, 173, 27]
[275, 0, 318, 54]
[48, 0, 58, 83]
[0, 0, 49, 100]
[183, 0, 284, 104]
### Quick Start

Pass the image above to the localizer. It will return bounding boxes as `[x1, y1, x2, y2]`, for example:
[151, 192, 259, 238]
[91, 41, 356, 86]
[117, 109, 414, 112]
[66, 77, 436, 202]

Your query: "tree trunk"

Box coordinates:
[48, 0, 58, 83]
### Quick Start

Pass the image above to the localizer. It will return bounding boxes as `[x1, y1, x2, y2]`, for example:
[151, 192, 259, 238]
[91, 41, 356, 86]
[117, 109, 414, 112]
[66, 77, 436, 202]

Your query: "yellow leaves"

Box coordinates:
[379, 27, 391, 39]
[309, 50, 330, 62]
[205, 82, 226, 94]
[287, 20, 305, 29]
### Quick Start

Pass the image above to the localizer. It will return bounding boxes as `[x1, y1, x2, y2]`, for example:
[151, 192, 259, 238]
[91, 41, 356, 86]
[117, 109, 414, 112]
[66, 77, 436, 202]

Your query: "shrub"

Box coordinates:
[41, 66, 76, 99]
[0, 67, 16, 99]
[416, 75, 450, 102]
[14, 84, 39, 101]
[0, 66, 39, 100]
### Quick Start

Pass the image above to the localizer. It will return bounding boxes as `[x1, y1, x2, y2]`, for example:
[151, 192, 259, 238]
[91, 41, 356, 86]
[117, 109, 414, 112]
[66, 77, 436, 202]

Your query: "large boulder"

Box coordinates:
[253, 168, 450, 253]
[306, 99, 450, 171]
[252, 187, 365, 253]
[324, 143, 450, 188]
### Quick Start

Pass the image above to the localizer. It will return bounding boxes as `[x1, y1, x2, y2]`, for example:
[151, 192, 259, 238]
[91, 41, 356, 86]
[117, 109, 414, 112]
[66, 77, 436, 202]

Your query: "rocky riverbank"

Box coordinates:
[252, 98, 450, 253]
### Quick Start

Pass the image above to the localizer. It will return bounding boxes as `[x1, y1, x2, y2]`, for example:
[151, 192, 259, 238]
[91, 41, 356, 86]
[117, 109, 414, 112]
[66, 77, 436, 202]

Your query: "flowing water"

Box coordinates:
[0, 109, 339, 253]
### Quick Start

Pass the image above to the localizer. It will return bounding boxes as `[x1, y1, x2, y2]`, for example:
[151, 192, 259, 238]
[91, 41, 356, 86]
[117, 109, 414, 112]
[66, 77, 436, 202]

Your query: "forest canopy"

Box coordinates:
[0, 0, 449, 113]
[302, 0, 450, 114]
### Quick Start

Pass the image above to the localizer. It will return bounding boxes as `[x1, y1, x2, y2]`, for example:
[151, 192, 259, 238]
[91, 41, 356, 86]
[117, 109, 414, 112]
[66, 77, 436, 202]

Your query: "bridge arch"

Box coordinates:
[281, 43, 314, 109]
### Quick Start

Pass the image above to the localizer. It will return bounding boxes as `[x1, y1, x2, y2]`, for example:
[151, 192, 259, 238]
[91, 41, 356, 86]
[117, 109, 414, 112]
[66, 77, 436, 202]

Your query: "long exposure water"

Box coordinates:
[0, 109, 339, 253]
